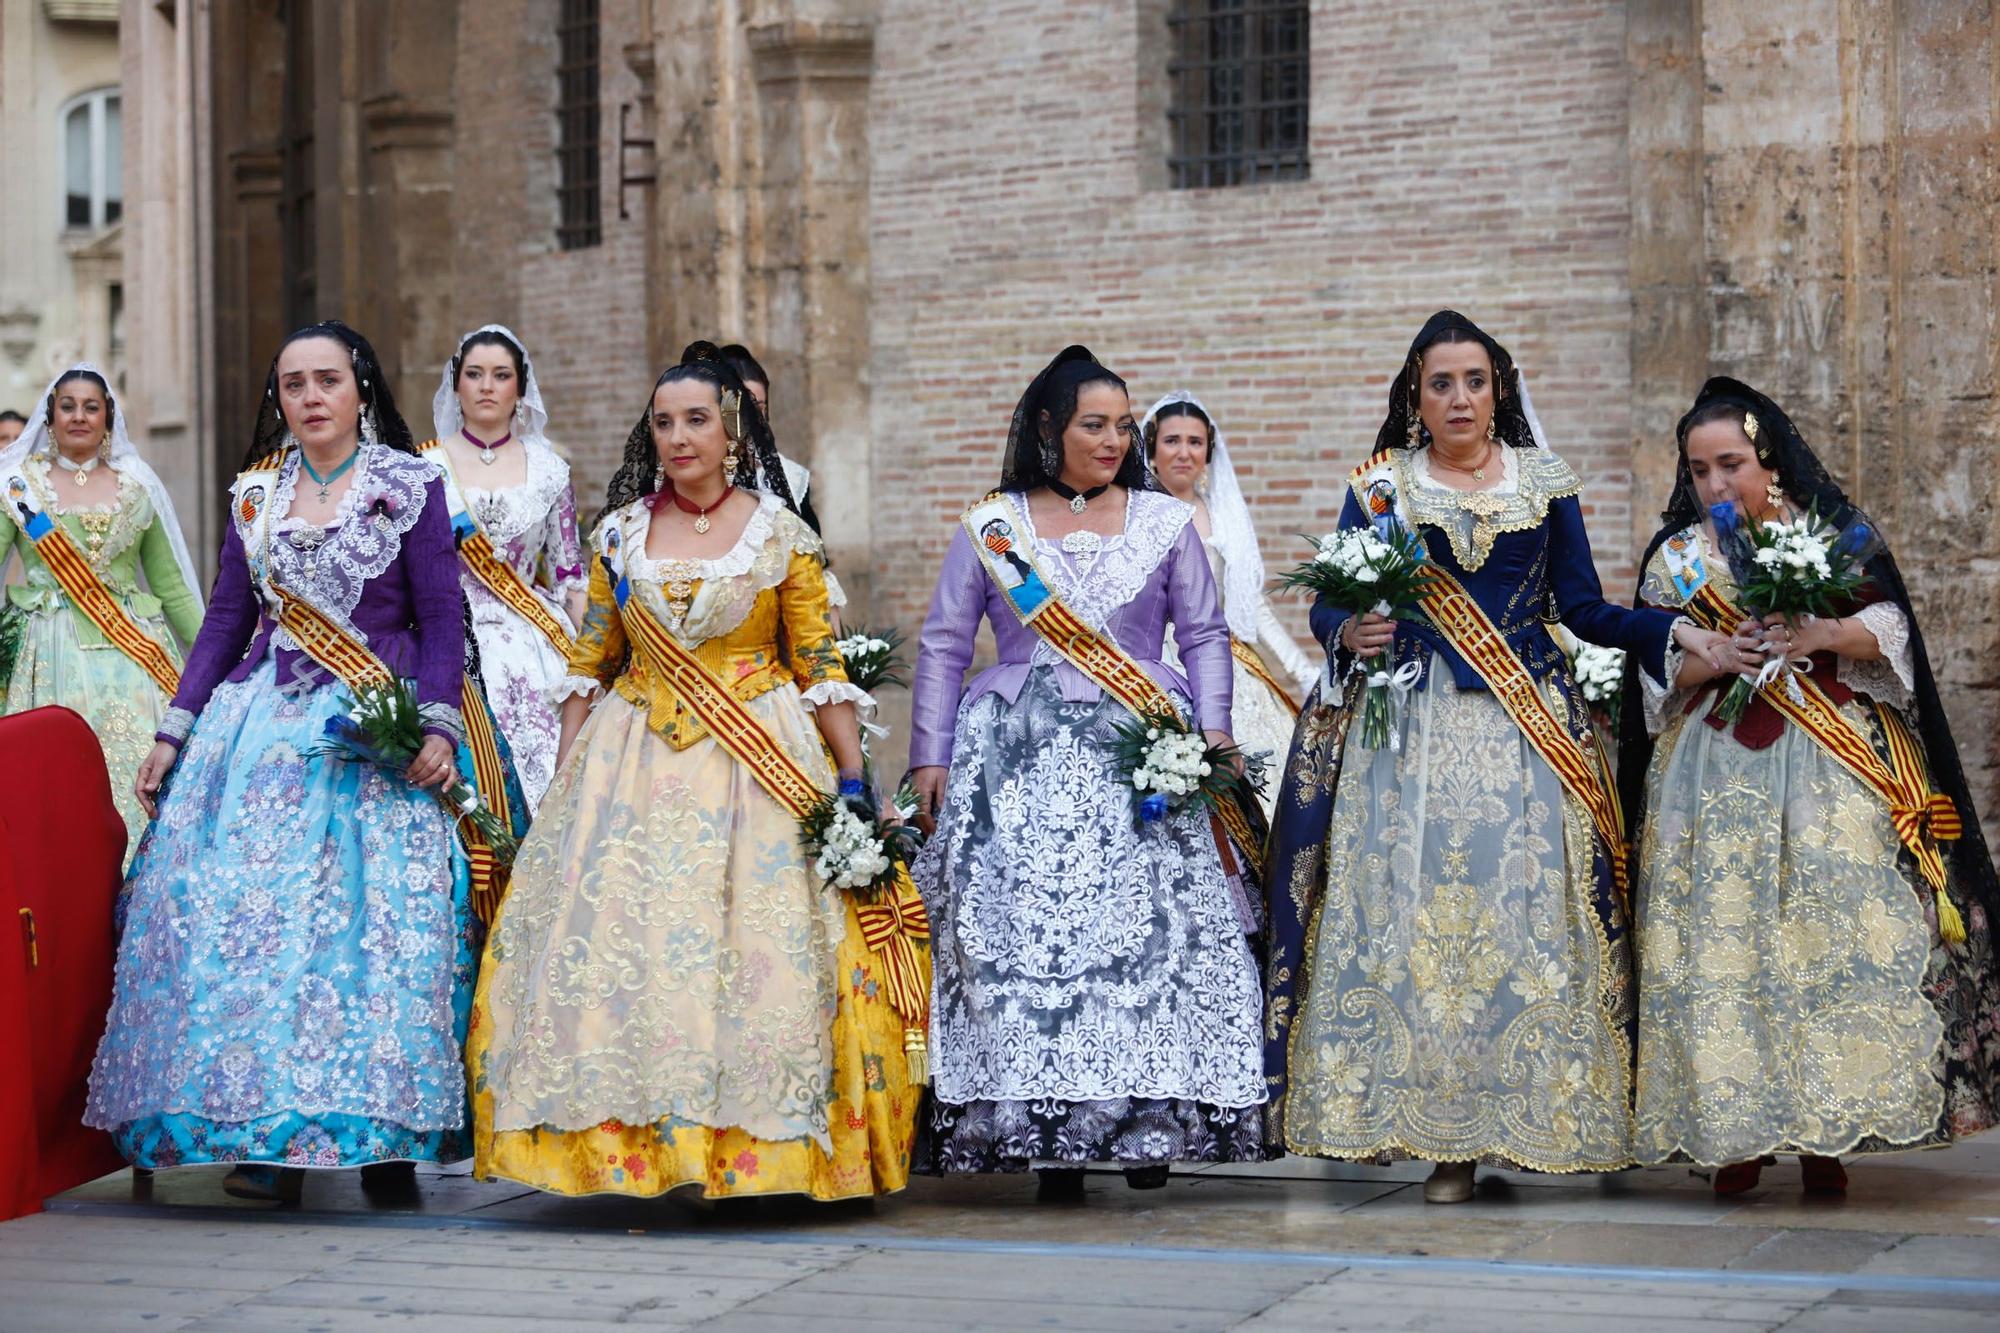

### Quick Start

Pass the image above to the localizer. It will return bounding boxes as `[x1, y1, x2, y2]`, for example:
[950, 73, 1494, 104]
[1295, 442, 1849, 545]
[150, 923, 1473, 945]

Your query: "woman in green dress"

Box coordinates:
[0, 365, 204, 861]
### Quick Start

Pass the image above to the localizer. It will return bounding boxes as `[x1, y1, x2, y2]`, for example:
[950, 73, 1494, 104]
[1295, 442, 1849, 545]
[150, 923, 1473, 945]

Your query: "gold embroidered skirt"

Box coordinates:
[1632, 700, 2000, 1166]
[468, 688, 921, 1199]
[1285, 667, 1636, 1172]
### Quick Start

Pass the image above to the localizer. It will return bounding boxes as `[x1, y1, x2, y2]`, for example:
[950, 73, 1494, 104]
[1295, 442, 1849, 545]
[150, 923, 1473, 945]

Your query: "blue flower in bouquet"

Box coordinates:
[1139, 792, 1169, 824]
[1708, 500, 1740, 542]
[1835, 519, 1880, 564]
[320, 712, 388, 765]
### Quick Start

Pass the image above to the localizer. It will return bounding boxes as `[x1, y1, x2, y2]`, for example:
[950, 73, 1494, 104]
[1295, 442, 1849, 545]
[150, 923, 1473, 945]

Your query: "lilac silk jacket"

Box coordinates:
[157, 445, 465, 747]
[908, 489, 1234, 771]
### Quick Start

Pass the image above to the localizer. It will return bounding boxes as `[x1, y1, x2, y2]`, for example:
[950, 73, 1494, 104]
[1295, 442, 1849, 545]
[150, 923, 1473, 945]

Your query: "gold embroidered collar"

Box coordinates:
[1371, 447, 1582, 571]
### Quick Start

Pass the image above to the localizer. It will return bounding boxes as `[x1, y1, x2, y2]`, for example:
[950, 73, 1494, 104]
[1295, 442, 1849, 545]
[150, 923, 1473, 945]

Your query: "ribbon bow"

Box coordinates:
[1354, 657, 1424, 750]
[1752, 650, 1815, 704]
[853, 876, 932, 1024]
[1895, 791, 1963, 849]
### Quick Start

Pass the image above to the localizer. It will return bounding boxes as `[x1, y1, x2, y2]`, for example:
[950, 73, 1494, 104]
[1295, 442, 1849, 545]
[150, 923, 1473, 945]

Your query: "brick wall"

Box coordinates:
[866, 0, 1640, 652]
[450, 0, 653, 525]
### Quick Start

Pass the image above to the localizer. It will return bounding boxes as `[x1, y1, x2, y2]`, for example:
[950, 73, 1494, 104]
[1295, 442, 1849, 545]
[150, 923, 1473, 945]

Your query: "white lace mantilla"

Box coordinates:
[1013, 488, 1190, 672]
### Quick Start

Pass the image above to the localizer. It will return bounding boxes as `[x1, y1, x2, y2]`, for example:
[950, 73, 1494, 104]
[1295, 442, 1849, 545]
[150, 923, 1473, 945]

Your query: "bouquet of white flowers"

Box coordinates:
[1708, 501, 1878, 722]
[798, 774, 924, 899]
[1106, 709, 1265, 826]
[1277, 507, 1434, 749]
[1570, 641, 1626, 730]
[833, 625, 909, 693]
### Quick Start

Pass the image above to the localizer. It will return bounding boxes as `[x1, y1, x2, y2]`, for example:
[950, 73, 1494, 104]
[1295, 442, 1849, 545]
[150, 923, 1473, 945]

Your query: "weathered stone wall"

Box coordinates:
[1634, 1, 2000, 843]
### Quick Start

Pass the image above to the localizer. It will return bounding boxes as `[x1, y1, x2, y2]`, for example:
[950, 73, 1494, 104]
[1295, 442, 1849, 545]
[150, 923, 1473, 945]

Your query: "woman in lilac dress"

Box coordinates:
[907, 346, 1266, 1195]
[86, 322, 477, 1202]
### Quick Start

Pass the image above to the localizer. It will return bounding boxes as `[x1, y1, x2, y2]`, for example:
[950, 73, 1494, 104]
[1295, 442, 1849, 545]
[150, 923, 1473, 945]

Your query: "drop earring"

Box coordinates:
[723, 440, 740, 486]
[1766, 474, 1786, 511]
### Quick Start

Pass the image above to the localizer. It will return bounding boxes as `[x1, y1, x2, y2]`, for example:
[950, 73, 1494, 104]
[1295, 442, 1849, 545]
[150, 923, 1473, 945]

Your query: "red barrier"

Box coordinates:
[0, 705, 129, 1220]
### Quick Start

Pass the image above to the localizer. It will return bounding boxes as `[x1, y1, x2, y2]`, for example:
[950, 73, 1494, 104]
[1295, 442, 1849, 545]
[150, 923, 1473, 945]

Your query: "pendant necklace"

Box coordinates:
[300, 447, 360, 504]
[1048, 478, 1110, 515]
[465, 427, 512, 467]
[663, 482, 735, 535]
[54, 451, 102, 488]
[1432, 440, 1497, 484]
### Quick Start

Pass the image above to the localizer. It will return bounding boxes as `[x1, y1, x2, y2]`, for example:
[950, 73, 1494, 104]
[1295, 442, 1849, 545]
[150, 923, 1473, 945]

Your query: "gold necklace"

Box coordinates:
[1430, 440, 1497, 484]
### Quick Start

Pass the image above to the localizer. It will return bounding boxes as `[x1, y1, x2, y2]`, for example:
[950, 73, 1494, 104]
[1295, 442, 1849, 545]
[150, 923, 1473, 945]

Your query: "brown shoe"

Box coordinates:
[1713, 1159, 1763, 1196]
[1800, 1155, 1848, 1194]
[1423, 1160, 1476, 1204]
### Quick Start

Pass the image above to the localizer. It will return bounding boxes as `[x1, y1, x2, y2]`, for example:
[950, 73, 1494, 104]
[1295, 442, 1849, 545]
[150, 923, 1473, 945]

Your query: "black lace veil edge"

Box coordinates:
[997, 344, 1156, 495]
[1614, 375, 2000, 925]
[1375, 310, 1538, 454]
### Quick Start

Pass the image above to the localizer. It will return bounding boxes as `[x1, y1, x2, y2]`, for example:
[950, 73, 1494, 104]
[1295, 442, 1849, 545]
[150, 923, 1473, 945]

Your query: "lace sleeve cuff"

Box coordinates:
[821, 567, 849, 609]
[1839, 603, 1917, 708]
[154, 706, 196, 747]
[1641, 640, 1686, 738]
[418, 701, 465, 748]
[800, 679, 875, 716]
[551, 675, 603, 705]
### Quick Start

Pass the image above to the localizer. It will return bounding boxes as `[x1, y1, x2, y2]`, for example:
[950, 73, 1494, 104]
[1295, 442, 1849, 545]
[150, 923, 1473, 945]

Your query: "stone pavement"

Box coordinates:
[8, 1140, 2000, 1331]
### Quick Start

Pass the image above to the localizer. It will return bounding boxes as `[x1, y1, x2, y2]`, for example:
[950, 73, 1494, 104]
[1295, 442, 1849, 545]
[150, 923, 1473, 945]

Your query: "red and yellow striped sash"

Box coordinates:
[419, 441, 575, 658]
[1684, 583, 1964, 937]
[961, 495, 1266, 877]
[1416, 567, 1630, 896]
[272, 584, 514, 924]
[17, 506, 179, 695]
[1231, 637, 1300, 718]
[615, 581, 931, 1038]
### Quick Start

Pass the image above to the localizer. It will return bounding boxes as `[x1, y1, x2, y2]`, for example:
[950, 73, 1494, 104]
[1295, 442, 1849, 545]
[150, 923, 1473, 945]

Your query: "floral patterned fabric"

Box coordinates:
[450, 443, 584, 810]
[0, 459, 203, 864]
[469, 503, 916, 1200]
[919, 1095, 1264, 1173]
[1285, 666, 1636, 1172]
[1631, 528, 2000, 1165]
[84, 661, 477, 1167]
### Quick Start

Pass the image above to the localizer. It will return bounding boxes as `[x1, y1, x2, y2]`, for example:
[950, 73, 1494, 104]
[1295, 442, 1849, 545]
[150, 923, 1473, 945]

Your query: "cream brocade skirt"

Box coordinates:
[1286, 666, 1636, 1172]
[1633, 699, 1973, 1166]
[469, 686, 920, 1200]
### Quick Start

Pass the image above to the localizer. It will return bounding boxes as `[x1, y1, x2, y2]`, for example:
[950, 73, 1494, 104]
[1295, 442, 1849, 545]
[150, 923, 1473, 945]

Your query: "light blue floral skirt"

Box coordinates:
[85, 660, 478, 1169]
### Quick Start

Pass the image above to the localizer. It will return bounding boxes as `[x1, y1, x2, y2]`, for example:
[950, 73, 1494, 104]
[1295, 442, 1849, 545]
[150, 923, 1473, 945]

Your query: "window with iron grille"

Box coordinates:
[1166, 1, 1309, 189]
[556, 0, 602, 250]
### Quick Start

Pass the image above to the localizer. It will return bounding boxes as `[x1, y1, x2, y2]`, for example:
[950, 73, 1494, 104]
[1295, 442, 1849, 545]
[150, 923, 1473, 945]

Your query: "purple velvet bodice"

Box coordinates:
[909, 489, 1234, 770]
[167, 446, 465, 737]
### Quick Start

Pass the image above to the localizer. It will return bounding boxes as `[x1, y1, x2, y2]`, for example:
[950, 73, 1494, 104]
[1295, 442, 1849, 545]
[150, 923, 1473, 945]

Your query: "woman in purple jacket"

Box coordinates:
[906, 346, 1267, 1195]
[86, 323, 477, 1203]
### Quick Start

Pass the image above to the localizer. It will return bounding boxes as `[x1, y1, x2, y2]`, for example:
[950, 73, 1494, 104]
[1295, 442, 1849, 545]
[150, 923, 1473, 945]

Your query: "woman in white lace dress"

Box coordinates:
[425, 326, 585, 810]
[1144, 390, 1314, 820]
[907, 347, 1267, 1196]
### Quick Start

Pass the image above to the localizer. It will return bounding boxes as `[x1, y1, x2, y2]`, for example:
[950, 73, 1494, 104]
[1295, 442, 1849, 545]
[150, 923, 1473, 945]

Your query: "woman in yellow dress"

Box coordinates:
[469, 342, 922, 1200]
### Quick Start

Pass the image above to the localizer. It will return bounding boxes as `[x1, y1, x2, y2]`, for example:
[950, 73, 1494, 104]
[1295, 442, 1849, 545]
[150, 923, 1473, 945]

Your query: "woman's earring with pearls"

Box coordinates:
[1766, 474, 1786, 510]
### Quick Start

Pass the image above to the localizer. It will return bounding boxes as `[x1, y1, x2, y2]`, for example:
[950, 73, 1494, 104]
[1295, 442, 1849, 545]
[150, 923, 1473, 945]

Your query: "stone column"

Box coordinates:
[745, 17, 874, 601]
[1625, 0, 1710, 561]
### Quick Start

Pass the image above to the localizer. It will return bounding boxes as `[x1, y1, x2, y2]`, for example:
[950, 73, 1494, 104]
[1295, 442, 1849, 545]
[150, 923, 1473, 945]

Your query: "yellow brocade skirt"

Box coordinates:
[467, 688, 922, 1200]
